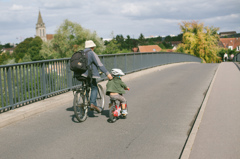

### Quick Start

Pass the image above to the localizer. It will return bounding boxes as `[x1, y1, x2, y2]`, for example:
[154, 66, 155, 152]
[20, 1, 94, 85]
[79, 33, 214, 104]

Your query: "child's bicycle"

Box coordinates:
[109, 99, 128, 123]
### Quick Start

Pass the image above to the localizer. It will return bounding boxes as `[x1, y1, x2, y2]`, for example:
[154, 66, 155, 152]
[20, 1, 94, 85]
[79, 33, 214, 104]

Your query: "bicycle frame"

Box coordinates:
[110, 99, 127, 117]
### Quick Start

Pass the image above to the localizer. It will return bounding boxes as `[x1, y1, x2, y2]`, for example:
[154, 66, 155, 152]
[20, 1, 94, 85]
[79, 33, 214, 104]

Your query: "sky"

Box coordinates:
[0, 0, 240, 44]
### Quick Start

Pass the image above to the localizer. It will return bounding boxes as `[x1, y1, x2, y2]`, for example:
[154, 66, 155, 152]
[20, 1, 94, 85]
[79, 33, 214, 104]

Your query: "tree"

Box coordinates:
[12, 37, 43, 63]
[102, 39, 120, 54]
[28, 36, 43, 61]
[40, 19, 105, 59]
[164, 35, 172, 42]
[177, 21, 220, 63]
[138, 33, 145, 45]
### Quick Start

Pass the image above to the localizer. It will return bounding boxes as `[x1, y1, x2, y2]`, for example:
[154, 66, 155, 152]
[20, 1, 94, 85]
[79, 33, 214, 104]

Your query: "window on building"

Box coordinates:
[237, 46, 240, 51]
[228, 46, 233, 50]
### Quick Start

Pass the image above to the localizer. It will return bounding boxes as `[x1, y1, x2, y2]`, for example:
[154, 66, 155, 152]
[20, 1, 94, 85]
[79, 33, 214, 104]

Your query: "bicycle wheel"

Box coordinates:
[96, 84, 105, 110]
[73, 91, 88, 122]
[109, 105, 117, 123]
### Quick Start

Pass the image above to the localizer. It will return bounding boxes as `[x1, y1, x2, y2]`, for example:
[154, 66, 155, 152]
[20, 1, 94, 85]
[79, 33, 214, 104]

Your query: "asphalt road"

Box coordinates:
[0, 63, 218, 159]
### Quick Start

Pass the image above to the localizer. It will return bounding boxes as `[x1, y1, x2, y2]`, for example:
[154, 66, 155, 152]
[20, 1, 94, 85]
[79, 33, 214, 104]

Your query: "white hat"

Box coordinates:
[85, 40, 96, 48]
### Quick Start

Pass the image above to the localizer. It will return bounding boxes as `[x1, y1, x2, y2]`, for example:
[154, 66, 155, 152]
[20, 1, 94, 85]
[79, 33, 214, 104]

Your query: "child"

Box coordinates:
[106, 68, 129, 115]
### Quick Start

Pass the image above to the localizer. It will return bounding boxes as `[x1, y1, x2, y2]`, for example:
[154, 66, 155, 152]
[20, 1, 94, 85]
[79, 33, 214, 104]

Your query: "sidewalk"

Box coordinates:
[183, 62, 240, 159]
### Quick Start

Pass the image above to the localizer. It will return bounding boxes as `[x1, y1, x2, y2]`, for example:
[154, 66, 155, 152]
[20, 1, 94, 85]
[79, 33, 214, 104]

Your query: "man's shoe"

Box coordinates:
[90, 104, 101, 113]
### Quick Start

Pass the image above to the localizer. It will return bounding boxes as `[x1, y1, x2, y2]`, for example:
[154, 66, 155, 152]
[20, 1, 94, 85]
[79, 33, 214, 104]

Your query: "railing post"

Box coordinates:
[125, 54, 127, 73]
[7, 67, 14, 109]
[114, 55, 117, 68]
[66, 60, 72, 89]
[42, 63, 46, 99]
[0, 68, 4, 107]
[133, 53, 135, 71]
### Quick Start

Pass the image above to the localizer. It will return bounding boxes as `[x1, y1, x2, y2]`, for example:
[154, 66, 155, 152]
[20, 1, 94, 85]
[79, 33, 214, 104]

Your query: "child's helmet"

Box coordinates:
[111, 68, 125, 76]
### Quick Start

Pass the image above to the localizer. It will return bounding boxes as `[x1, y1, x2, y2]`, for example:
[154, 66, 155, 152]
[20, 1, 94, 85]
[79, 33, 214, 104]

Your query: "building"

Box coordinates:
[36, 11, 54, 41]
[219, 38, 240, 51]
[219, 31, 237, 37]
[138, 45, 162, 52]
[1, 48, 15, 54]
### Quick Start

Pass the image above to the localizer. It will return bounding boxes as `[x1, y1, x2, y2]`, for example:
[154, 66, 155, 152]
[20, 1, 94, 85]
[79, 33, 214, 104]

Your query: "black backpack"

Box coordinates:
[70, 50, 90, 75]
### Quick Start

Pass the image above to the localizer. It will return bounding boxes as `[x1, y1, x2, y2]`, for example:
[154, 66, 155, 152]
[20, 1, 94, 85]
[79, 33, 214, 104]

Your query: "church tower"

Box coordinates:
[36, 11, 47, 41]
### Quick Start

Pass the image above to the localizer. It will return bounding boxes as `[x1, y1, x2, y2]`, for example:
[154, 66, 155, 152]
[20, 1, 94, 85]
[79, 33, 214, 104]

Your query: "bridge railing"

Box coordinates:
[0, 52, 201, 112]
[233, 53, 240, 62]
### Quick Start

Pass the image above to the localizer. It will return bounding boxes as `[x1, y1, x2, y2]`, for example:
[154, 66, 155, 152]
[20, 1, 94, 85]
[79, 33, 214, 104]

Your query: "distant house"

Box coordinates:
[138, 45, 162, 52]
[1, 48, 15, 54]
[219, 31, 237, 37]
[219, 38, 240, 51]
[171, 41, 181, 47]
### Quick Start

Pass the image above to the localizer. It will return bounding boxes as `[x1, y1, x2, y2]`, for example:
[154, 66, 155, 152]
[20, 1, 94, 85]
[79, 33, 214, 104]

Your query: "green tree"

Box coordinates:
[125, 35, 138, 50]
[164, 35, 172, 42]
[12, 37, 43, 63]
[177, 21, 220, 63]
[40, 19, 105, 59]
[158, 43, 166, 50]
[115, 34, 126, 50]
[138, 33, 145, 45]
[27, 36, 43, 61]
[103, 39, 120, 54]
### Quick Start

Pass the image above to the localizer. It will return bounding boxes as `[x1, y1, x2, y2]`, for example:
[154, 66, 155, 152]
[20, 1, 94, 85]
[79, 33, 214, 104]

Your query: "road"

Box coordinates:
[0, 63, 218, 159]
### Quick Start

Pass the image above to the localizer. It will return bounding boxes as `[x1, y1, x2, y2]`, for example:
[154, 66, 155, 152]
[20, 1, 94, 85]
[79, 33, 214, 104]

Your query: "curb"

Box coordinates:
[180, 64, 220, 159]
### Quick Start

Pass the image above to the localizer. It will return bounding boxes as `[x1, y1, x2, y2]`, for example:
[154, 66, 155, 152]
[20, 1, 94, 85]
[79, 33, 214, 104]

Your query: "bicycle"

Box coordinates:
[109, 99, 128, 123]
[73, 77, 105, 122]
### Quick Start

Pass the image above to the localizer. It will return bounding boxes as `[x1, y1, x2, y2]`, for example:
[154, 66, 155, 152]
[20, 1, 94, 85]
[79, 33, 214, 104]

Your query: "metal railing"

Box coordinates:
[0, 52, 201, 112]
[233, 53, 240, 62]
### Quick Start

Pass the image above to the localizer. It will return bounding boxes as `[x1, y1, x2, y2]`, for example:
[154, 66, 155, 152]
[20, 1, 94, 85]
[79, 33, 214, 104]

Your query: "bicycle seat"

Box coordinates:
[75, 76, 87, 81]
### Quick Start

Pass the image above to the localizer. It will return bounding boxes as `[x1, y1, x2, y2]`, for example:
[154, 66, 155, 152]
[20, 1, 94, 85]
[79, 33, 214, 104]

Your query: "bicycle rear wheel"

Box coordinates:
[109, 105, 117, 123]
[96, 84, 105, 110]
[73, 91, 88, 122]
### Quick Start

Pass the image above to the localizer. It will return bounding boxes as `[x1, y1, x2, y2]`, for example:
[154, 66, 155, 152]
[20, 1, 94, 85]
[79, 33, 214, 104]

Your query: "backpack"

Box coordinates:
[70, 50, 90, 75]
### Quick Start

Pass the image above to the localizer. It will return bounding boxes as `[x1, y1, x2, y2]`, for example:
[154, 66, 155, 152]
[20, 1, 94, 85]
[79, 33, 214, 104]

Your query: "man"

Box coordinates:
[224, 53, 228, 62]
[82, 40, 112, 112]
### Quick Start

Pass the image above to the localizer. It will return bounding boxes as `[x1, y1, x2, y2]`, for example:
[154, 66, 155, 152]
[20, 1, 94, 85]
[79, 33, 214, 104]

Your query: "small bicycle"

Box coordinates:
[73, 78, 105, 122]
[109, 99, 128, 123]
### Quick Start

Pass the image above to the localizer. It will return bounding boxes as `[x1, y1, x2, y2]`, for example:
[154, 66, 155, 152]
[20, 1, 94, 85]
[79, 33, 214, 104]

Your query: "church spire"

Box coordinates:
[36, 10, 47, 41]
[37, 10, 44, 24]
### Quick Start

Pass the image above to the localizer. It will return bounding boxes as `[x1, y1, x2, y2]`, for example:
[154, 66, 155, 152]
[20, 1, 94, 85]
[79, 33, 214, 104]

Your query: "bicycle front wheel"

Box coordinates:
[96, 84, 105, 110]
[73, 91, 88, 122]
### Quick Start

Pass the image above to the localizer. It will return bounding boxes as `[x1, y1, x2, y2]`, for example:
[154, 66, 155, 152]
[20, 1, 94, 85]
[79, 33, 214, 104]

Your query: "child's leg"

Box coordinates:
[121, 103, 126, 109]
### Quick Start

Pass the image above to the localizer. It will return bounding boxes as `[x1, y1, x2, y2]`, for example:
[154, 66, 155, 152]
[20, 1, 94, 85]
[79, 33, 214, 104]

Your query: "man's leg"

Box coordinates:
[90, 78, 101, 113]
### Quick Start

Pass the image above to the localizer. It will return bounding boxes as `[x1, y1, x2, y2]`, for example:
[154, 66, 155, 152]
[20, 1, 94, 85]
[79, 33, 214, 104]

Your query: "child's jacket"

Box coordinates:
[106, 77, 128, 95]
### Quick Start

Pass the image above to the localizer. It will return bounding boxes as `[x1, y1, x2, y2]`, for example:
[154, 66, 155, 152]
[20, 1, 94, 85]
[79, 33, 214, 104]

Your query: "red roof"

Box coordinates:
[46, 34, 54, 41]
[220, 38, 240, 49]
[138, 45, 162, 52]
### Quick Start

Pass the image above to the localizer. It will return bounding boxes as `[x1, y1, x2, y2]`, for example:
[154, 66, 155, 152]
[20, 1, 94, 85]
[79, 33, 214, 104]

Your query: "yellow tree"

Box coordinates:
[177, 21, 220, 63]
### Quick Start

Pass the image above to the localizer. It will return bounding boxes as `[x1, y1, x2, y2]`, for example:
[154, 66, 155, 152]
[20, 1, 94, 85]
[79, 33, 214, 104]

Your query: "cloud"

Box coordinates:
[10, 4, 24, 10]
[121, 3, 149, 16]
[0, 0, 239, 44]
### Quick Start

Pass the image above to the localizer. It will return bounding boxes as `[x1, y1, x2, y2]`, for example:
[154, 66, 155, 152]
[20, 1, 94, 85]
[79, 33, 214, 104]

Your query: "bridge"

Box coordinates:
[0, 52, 240, 159]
